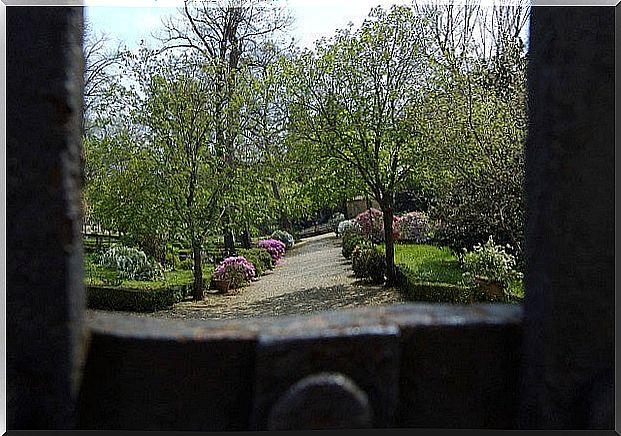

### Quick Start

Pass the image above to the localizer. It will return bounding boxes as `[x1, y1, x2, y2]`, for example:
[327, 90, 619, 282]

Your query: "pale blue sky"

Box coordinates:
[84, 0, 411, 50]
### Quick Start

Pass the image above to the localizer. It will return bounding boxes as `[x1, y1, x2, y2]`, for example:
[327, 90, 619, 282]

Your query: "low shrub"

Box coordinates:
[212, 256, 256, 288]
[257, 239, 286, 264]
[395, 266, 475, 303]
[352, 241, 386, 284]
[179, 258, 194, 270]
[86, 285, 191, 312]
[398, 211, 431, 243]
[271, 230, 295, 249]
[342, 231, 368, 259]
[98, 245, 164, 281]
[328, 212, 346, 235]
[336, 219, 355, 237]
[237, 248, 273, 277]
[460, 236, 523, 290]
[164, 252, 181, 271]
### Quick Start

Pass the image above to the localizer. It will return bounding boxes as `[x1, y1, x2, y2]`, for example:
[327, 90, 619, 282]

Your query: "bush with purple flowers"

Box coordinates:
[257, 239, 286, 264]
[398, 211, 431, 243]
[212, 256, 256, 288]
[353, 208, 401, 243]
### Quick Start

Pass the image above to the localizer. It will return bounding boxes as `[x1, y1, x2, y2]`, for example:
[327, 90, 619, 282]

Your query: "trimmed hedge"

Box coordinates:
[396, 266, 478, 303]
[396, 266, 522, 303]
[87, 285, 191, 312]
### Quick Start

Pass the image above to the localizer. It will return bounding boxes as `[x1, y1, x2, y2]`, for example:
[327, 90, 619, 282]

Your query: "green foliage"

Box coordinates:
[237, 248, 273, 277]
[341, 230, 368, 260]
[395, 267, 475, 303]
[270, 230, 295, 249]
[351, 241, 386, 284]
[98, 245, 164, 281]
[178, 258, 194, 271]
[86, 285, 191, 312]
[387, 243, 466, 285]
[460, 236, 523, 289]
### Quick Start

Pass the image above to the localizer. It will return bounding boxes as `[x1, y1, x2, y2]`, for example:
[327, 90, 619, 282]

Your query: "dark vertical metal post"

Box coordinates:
[7, 6, 86, 429]
[522, 7, 614, 429]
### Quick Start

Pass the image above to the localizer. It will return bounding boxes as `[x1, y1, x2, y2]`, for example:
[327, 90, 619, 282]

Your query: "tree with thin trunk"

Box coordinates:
[157, 0, 293, 254]
[284, 5, 428, 285]
[133, 50, 227, 300]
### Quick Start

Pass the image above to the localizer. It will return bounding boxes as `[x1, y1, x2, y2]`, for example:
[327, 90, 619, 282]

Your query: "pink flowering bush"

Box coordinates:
[257, 239, 286, 264]
[398, 211, 431, 243]
[353, 208, 401, 243]
[212, 256, 256, 288]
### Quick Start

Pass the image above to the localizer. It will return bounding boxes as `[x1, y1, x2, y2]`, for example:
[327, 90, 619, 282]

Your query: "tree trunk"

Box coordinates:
[241, 222, 252, 249]
[271, 179, 292, 231]
[222, 210, 235, 256]
[192, 242, 204, 301]
[381, 204, 397, 286]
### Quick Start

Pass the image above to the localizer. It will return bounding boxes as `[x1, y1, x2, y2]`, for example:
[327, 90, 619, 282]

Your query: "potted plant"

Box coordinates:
[211, 256, 256, 293]
[461, 236, 523, 302]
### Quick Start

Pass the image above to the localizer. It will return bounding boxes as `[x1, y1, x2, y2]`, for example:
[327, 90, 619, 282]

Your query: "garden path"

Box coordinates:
[87, 232, 405, 321]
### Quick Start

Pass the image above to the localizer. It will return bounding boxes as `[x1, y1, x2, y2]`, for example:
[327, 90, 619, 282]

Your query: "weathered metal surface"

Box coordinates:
[267, 372, 373, 430]
[76, 332, 256, 430]
[7, 6, 85, 429]
[80, 304, 522, 429]
[251, 324, 401, 429]
[522, 7, 615, 429]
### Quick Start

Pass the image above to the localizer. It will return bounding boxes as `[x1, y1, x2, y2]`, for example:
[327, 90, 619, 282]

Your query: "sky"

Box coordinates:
[84, 0, 414, 51]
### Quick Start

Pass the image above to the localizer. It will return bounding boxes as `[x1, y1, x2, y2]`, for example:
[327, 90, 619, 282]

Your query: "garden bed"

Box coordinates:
[85, 266, 213, 312]
[384, 243, 524, 303]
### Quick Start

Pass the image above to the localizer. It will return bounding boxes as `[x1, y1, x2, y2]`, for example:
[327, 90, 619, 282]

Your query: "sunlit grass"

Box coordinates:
[380, 243, 466, 285]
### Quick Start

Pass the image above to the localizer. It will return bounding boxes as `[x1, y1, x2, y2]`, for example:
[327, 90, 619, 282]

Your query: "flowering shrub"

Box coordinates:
[257, 239, 286, 264]
[337, 219, 355, 237]
[328, 212, 346, 235]
[341, 231, 368, 259]
[237, 248, 273, 277]
[352, 241, 386, 284]
[271, 230, 295, 249]
[461, 236, 523, 289]
[398, 211, 431, 243]
[98, 245, 164, 281]
[353, 208, 400, 243]
[212, 256, 256, 288]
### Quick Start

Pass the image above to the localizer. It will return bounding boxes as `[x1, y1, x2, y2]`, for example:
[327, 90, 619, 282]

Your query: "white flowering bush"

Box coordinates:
[270, 230, 295, 249]
[99, 245, 164, 281]
[461, 236, 522, 288]
[328, 212, 346, 235]
[337, 219, 355, 237]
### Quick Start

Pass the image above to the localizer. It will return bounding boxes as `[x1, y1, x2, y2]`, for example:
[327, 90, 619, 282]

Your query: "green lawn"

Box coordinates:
[85, 263, 213, 290]
[380, 243, 524, 303]
[381, 243, 466, 285]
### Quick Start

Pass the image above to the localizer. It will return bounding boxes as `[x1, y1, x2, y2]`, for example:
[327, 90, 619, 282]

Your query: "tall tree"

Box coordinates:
[133, 50, 228, 300]
[158, 0, 293, 253]
[285, 6, 428, 285]
[412, 1, 529, 259]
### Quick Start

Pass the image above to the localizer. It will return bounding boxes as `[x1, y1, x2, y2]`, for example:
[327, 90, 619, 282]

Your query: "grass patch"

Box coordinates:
[381, 243, 466, 285]
[85, 264, 213, 290]
[85, 261, 214, 312]
[379, 243, 524, 303]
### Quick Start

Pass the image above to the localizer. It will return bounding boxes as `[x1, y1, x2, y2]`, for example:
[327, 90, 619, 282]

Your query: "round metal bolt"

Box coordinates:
[267, 372, 374, 430]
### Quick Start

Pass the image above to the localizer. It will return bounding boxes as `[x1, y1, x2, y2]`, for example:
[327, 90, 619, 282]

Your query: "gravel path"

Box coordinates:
[87, 233, 406, 321]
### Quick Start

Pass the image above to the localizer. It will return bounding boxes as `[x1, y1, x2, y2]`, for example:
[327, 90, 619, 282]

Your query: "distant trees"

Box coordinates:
[82, 1, 530, 293]
[412, 0, 529, 259]
[284, 6, 429, 285]
[158, 0, 294, 253]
